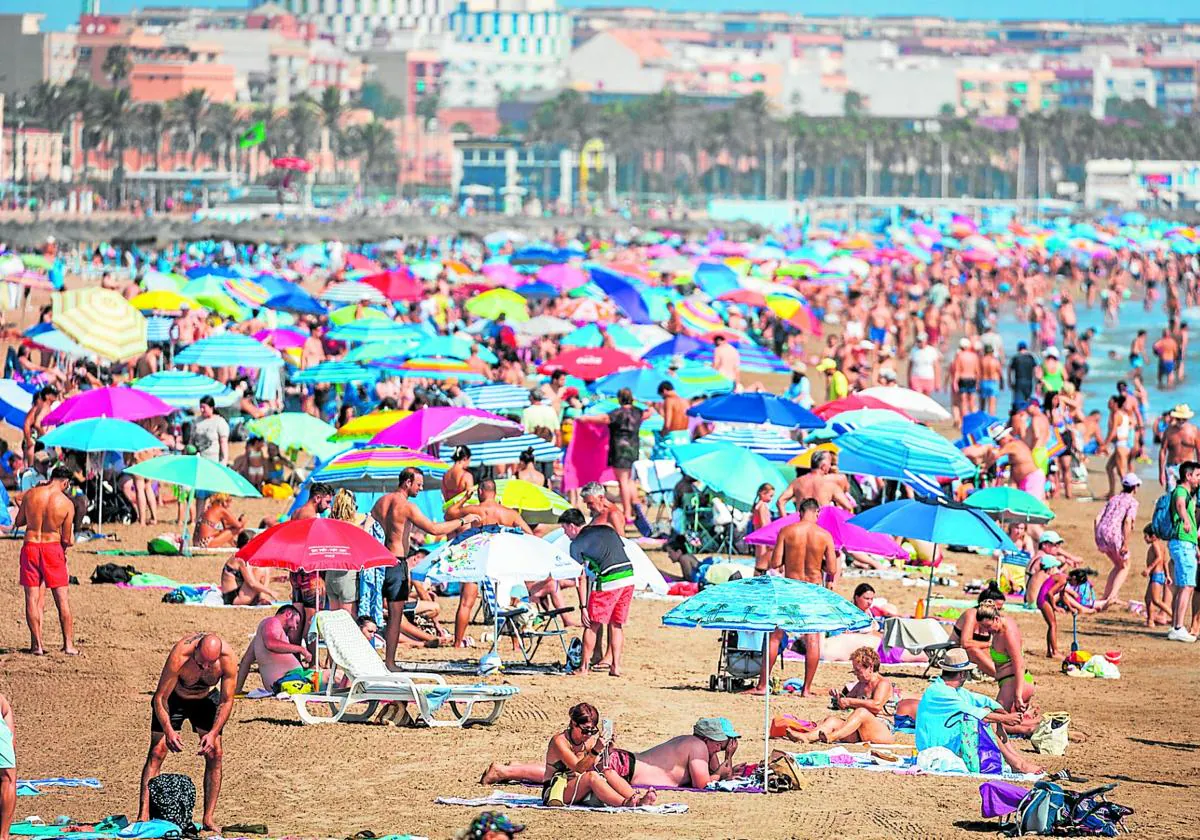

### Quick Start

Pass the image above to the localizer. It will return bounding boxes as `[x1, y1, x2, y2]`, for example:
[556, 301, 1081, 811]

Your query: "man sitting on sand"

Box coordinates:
[235, 605, 311, 693]
[481, 716, 741, 790]
[914, 648, 1043, 776]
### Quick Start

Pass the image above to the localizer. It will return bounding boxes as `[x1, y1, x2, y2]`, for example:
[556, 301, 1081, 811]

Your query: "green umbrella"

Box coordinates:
[329, 305, 390, 326]
[964, 486, 1054, 524]
[670, 442, 787, 510]
[344, 339, 421, 363]
[21, 254, 52, 271]
[245, 412, 343, 462]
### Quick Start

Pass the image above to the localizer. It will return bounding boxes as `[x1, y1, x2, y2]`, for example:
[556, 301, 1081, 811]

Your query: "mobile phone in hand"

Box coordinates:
[601, 718, 613, 743]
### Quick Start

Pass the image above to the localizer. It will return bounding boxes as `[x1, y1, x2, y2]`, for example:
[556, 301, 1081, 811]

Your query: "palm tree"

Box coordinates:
[102, 46, 131, 86]
[285, 94, 320, 158]
[317, 87, 345, 179]
[203, 102, 238, 173]
[136, 102, 166, 171]
[92, 87, 136, 201]
[346, 120, 397, 190]
[168, 89, 210, 170]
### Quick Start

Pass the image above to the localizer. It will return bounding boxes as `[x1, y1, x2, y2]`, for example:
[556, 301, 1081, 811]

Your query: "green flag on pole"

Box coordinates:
[238, 121, 266, 149]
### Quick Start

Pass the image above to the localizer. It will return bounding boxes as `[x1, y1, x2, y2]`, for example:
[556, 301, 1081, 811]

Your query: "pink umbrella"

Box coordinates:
[536, 263, 587, 291]
[744, 506, 907, 560]
[645, 244, 679, 259]
[481, 263, 523, 287]
[254, 328, 309, 350]
[369, 406, 523, 448]
[43, 386, 176, 427]
[344, 254, 381, 274]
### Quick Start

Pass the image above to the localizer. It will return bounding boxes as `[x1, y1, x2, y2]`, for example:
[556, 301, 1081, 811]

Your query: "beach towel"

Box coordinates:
[16, 777, 103, 796]
[118, 573, 183, 590]
[786, 747, 1043, 783]
[436, 790, 688, 814]
[562, 421, 614, 492]
[979, 780, 1030, 818]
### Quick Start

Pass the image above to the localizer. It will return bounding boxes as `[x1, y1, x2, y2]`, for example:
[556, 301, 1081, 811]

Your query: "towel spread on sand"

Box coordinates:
[16, 777, 103, 797]
[436, 791, 688, 814]
[787, 748, 1044, 783]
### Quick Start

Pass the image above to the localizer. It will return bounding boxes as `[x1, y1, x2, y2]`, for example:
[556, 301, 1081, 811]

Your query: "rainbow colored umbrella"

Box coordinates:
[676, 298, 725, 335]
[223, 277, 270, 307]
[329, 410, 411, 442]
[310, 445, 448, 491]
[374, 357, 488, 382]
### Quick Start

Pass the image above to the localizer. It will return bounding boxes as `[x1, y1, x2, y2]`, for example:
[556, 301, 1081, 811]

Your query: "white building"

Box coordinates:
[1091, 57, 1157, 118]
[250, 0, 452, 52]
[841, 40, 962, 118]
[1085, 159, 1200, 209]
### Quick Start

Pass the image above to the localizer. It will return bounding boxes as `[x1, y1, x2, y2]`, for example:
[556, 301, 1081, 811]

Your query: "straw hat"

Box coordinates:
[940, 648, 976, 673]
[1171, 404, 1195, 420]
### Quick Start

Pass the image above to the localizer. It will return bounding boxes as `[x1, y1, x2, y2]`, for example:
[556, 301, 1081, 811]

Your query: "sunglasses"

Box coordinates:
[574, 722, 599, 735]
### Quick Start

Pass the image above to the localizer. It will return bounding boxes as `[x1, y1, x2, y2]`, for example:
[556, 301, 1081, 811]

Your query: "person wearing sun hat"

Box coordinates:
[914, 648, 1044, 776]
[1159, 403, 1200, 491]
[816, 357, 849, 400]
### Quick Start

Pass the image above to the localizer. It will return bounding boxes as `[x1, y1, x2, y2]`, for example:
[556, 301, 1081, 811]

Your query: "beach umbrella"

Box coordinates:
[536, 263, 587, 291]
[592, 369, 684, 403]
[141, 270, 186, 292]
[464, 288, 529, 322]
[22, 322, 89, 356]
[408, 335, 496, 363]
[642, 334, 709, 360]
[327, 320, 416, 344]
[132, 371, 235, 410]
[463, 478, 570, 525]
[344, 254, 382, 273]
[42, 417, 165, 533]
[540, 347, 647, 381]
[744, 507, 908, 561]
[370, 406, 522, 448]
[813, 394, 913, 421]
[20, 253, 52, 271]
[481, 262, 523, 287]
[561, 323, 643, 352]
[827, 407, 915, 435]
[835, 422, 975, 488]
[175, 334, 284, 368]
[693, 262, 741, 298]
[343, 340, 420, 363]
[662, 575, 873, 783]
[291, 361, 381, 385]
[420, 526, 582, 584]
[309, 445, 448, 491]
[253, 328, 310, 351]
[670, 442, 788, 509]
[222, 277, 270, 308]
[960, 411, 1002, 446]
[375, 358, 488, 382]
[361, 268, 423, 302]
[240, 518, 394, 572]
[129, 290, 198, 312]
[701, 427, 805, 462]
[964, 486, 1054, 524]
[687, 392, 823, 429]
[686, 341, 790, 375]
[516, 315, 574, 337]
[329, 410, 411, 442]
[328, 304, 391, 326]
[43, 386, 175, 427]
[587, 265, 655, 323]
[513, 281, 559, 300]
[460, 384, 530, 411]
[52, 288, 146, 361]
[319, 281, 388, 305]
[245, 413, 342, 461]
[263, 286, 326, 316]
[0, 380, 34, 428]
[850, 497, 1015, 606]
[857, 386, 951, 423]
[438, 433, 561, 467]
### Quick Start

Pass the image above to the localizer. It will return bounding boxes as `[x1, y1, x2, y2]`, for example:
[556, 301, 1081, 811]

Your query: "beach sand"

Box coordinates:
[2, 467, 1197, 840]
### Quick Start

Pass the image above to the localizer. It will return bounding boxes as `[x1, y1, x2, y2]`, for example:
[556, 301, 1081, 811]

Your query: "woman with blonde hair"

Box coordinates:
[325, 488, 364, 617]
[193, 493, 243, 548]
[779, 647, 896, 745]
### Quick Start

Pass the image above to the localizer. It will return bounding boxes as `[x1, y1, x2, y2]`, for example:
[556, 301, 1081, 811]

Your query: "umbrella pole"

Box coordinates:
[182, 486, 193, 558]
[97, 456, 105, 539]
[925, 542, 939, 612]
[762, 632, 770, 794]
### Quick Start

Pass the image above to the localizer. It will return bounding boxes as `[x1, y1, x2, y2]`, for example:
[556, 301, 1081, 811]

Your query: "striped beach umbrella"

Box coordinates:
[310, 445, 449, 491]
[374, 357, 488, 382]
[222, 277, 270, 307]
[52, 288, 147, 361]
[245, 413, 343, 461]
[702, 427, 804, 462]
[319, 281, 388, 305]
[328, 305, 391, 326]
[460, 384, 530, 411]
[132, 370, 236, 409]
[329, 410, 411, 442]
[175, 333, 284, 368]
[326, 320, 416, 344]
[676, 298, 726, 335]
[291, 361, 381, 385]
[437, 433, 561, 467]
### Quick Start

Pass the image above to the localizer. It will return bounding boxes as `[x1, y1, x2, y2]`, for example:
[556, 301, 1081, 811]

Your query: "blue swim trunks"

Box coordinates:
[979, 379, 999, 399]
[1168, 540, 1197, 588]
[869, 325, 887, 346]
[1150, 571, 1168, 586]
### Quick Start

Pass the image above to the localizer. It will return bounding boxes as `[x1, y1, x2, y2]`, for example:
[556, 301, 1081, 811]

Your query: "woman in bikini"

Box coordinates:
[751, 483, 775, 575]
[218, 556, 274, 606]
[513, 447, 546, 487]
[441, 445, 475, 511]
[540, 703, 655, 808]
[193, 493, 244, 549]
[947, 586, 1003, 677]
[973, 601, 1038, 734]
[781, 647, 896, 745]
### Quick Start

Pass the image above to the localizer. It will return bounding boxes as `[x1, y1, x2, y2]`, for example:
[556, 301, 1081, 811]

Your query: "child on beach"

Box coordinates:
[1142, 525, 1173, 627]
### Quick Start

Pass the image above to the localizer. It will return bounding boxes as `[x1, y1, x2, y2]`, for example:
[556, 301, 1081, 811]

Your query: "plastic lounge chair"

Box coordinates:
[294, 610, 519, 727]
[481, 578, 573, 665]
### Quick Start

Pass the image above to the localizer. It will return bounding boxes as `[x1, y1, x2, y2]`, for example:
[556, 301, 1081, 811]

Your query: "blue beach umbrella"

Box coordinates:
[835, 422, 976, 486]
[670, 442, 787, 509]
[133, 370, 236, 409]
[291, 361, 381, 385]
[0, 380, 35, 428]
[326, 320, 417, 344]
[41, 417, 165, 453]
[702, 427, 804, 462]
[591, 369, 684, 403]
[461, 383, 531, 411]
[175, 334, 284, 368]
[688, 392, 823, 429]
[264, 286, 326, 316]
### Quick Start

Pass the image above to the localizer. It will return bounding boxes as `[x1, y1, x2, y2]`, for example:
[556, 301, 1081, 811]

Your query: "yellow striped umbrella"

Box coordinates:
[129, 290, 199, 312]
[52, 288, 147, 361]
[328, 410, 412, 442]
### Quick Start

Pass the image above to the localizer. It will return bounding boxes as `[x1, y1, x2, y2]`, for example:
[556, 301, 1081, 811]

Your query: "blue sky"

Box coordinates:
[6, 0, 1189, 31]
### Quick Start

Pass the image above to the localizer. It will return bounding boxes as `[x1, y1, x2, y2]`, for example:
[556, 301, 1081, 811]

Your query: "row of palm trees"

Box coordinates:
[527, 89, 1200, 202]
[7, 79, 400, 198]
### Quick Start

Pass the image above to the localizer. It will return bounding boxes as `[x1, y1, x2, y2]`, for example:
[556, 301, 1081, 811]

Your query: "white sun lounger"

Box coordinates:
[293, 609, 519, 727]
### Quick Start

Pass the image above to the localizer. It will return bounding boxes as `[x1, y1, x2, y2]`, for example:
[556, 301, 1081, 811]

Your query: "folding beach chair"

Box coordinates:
[480, 578, 574, 666]
[294, 610, 518, 727]
[678, 490, 723, 553]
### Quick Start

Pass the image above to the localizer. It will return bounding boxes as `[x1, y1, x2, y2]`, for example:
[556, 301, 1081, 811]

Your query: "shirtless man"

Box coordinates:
[441, 446, 475, 505]
[658, 382, 689, 433]
[1022, 400, 1052, 454]
[14, 466, 75, 655]
[581, 482, 627, 531]
[989, 428, 1045, 502]
[1153, 328, 1179, 389]
[290, 482, 333, 521]
[139, 633, 238, 832]
[1058, 291, 1078, 347]
[749, 498, 837, 696]
[1159, 404, 1200, 490]
[369, 468, 477, 665]
[21, 387, 57, 464]
[481, 716, 741, 790]
[979, 345, 1003, 416]
[446, 478, 532, 647]
[776, 450, 855, 514]
[234, 605, 310, 693]
[947, 338, 982, 423]
[867, 297, 891, 348]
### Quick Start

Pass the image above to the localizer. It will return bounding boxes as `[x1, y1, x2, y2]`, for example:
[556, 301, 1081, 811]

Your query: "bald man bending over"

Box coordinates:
[139, 633, 238, 831]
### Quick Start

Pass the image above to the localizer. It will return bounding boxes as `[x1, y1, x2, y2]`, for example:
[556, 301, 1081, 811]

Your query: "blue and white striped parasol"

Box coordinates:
[461, 384, 530, 411]
[702, 427, 804, 462]
[174, 334, 284, 369]
[438, 433, 561, 466]
[132, 370, 236, 409]
[291, 361, 381, 385]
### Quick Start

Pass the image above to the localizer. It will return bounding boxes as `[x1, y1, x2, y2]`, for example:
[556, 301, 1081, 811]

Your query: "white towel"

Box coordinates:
[436, 790, 688, 814]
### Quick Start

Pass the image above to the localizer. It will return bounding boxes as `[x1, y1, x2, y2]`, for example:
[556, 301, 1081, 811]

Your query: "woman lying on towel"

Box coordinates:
[538, 703, 657, 808]
[780, 647, 896, 745]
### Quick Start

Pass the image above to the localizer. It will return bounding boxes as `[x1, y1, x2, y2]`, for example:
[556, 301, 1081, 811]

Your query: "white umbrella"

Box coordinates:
[516, 315, 575, 337]
[858, 386, 952, 423]
[420, 529, 582, 583]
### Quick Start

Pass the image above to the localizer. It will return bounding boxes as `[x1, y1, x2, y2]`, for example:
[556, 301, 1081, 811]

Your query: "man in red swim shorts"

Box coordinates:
[559, 509, 636, 677]
[14, 466, 76, 655]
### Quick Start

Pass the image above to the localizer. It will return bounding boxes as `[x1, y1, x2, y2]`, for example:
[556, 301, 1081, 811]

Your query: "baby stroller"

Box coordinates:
[709, 630, 769, 692]
[83, 474, 137, 525]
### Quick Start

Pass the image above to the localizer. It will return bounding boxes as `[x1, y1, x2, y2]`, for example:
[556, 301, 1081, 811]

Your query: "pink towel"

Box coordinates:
[563, 421, 615, 491]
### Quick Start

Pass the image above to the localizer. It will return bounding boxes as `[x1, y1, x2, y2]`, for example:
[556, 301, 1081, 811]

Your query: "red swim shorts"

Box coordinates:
[587, 586, 634, 625]
[19, 542, 69, 589]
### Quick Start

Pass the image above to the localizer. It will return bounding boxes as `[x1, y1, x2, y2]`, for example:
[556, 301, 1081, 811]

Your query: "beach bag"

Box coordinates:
[1030, 712, 1071, 756]
[1150, 493, 1175, 540]
[766, 753, 808, 792]
[90, 563, 138, 584]
[147, 773, 197, 836]
[1013, 781, 1069, 835]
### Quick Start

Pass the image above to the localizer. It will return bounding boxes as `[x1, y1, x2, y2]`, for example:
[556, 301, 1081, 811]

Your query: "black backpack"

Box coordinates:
[90, 563, 139, 584]
[148, 773, 197, 836]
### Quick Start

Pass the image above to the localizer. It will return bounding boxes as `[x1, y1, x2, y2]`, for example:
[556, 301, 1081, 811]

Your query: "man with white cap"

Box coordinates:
[1159, 404, 1200, 490]
[908, 332, 941, 397]
[914, 648, 1043, 776]
[946, 337, 981, 424]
